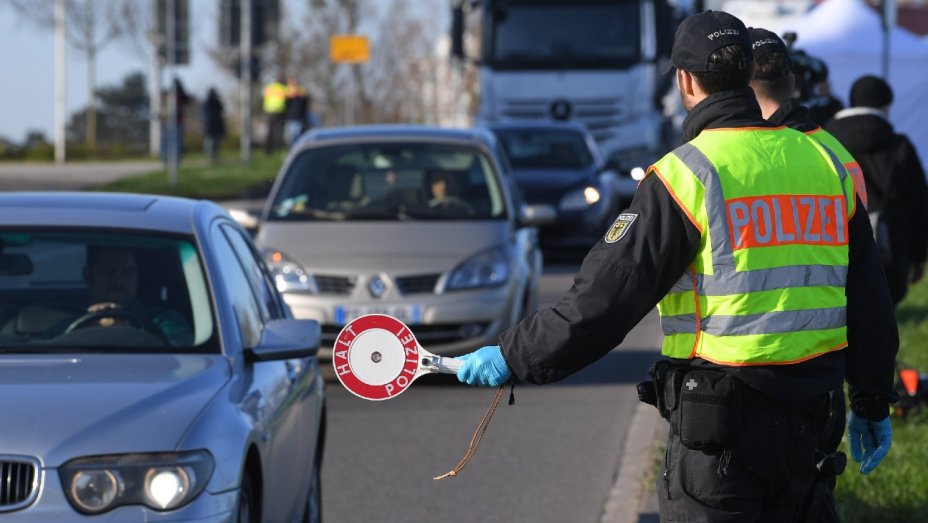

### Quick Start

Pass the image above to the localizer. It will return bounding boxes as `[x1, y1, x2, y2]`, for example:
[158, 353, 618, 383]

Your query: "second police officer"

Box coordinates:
[455, 11, 898, 520]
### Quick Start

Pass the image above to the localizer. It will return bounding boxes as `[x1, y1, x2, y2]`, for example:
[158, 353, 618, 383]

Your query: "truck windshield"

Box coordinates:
[487, 1, 641, 70]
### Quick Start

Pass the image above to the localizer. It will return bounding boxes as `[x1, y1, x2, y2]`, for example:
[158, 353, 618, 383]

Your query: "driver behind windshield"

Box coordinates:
[82, 245, 193, 346]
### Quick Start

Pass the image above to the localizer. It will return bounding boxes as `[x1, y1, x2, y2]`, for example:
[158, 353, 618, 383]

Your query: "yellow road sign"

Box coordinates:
[330, 34, 370, 63]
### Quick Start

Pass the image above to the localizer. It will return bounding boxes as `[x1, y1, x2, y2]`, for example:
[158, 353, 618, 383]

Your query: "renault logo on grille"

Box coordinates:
[550, 99, 572, 120]
[368, 275, 386, 298]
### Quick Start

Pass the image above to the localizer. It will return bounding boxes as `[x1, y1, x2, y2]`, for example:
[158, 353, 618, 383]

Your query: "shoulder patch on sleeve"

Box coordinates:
[605, 213, 638, 243]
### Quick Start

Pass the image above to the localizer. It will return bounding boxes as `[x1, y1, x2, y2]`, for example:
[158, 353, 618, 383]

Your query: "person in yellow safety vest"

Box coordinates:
[746, 27, 863, 522]
[263, 79, 287, 153]
[454, 11, 898, 521]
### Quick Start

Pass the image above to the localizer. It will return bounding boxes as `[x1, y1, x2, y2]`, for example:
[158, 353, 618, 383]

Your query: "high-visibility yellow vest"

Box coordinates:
[648, 126, 856, 365]
[807, 127, 869, 209]
[263, 82, 287, 114]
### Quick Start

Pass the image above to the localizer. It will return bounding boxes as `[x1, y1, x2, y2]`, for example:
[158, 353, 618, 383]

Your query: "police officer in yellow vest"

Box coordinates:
[262, 78, 287, 153]
[747, 28, 866, 521]
[748, 27, 869, 210]
[454, 11, 898, 520]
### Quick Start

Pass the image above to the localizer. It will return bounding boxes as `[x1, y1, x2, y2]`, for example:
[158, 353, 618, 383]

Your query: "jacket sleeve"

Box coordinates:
[897, 136, 928, 264]
[498, 175, 700, 384]
[845, 194, 900, 420]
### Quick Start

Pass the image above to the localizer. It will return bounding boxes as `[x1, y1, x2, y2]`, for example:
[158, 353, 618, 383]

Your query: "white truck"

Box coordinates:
[452, 0, 679, 189]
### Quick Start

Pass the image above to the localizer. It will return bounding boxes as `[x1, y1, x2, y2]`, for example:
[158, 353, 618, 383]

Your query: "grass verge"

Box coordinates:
[94, 152, 284, 200]
[835, 276, 928, 522]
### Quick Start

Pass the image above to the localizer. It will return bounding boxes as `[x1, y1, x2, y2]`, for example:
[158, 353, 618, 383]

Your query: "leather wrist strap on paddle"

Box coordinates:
[433, 382, 515, 480]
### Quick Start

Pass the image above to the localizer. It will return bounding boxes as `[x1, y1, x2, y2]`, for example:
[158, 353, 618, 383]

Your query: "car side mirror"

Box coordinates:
[247, 318, 320, 361]
[519, 204, 557, 227]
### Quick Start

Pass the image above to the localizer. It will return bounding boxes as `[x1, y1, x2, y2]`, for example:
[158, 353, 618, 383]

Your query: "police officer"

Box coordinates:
[748, 28, 869, 209]
[455, 11, 898, 521]
[747, 27, 864, 521]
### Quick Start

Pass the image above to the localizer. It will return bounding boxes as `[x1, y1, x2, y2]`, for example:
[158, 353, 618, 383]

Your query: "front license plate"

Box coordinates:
[335, 304, 421, 326]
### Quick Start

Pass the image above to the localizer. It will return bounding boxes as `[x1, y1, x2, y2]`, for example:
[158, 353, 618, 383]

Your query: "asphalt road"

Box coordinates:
[321, 262, 663, 523]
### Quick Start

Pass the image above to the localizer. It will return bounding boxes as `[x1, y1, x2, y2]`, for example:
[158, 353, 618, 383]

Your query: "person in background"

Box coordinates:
[826, 75, 928, 305]
[262, 78, 287, 154]
[202, 88, 225, 165]
[284, 77, 310, 148]
[161, 77, 190, 167]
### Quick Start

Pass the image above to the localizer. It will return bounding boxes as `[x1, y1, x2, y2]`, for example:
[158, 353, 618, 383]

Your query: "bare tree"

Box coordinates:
[9, 0, 128, 149]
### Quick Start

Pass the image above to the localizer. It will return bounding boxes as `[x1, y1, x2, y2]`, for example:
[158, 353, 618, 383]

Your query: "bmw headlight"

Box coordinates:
[60, 451, 214, 515]
[559, 186, 601, 211]
[447, 247, 510, 290]
[264, 249, 318, 294]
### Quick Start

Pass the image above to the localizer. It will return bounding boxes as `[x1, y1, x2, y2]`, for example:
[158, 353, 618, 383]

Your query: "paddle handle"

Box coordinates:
[437, 356, 463, 374]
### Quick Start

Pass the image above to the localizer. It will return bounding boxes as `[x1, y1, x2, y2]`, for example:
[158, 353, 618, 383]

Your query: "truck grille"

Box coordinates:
[0, 457, 39, 512]
[500, 97, 623, 143]
[395, 274, 440, 295]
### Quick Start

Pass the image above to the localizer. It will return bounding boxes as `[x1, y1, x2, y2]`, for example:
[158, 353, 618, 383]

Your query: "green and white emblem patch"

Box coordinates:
[605, 213, 638, 243]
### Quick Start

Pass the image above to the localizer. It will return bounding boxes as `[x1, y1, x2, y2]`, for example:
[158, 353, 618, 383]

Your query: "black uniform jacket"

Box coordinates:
[825, 109, 928, 304]
[500, 88, 899, 421]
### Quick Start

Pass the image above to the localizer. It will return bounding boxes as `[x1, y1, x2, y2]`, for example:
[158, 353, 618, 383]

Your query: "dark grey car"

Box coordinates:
[0, 193, 324, 522]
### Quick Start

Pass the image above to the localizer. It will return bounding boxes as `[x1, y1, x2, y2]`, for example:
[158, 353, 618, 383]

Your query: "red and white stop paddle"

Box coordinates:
[332, 314, 463, 401]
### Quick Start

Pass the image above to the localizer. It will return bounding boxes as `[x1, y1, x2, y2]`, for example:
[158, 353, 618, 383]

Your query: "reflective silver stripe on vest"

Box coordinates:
[674, 143, 734, 269]
[667, 265, 848, 296]
[661, 307, 846, 336]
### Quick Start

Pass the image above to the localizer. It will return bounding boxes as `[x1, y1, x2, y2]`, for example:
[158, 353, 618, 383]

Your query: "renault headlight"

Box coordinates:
[60, 451, 214, 515]
[447, 247, 510, 290]
[559, 186, 601, 211]
[264, 249, 318, 294]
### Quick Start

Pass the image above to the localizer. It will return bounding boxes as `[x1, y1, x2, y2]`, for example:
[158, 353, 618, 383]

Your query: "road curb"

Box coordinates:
[600, 398, 662, 523]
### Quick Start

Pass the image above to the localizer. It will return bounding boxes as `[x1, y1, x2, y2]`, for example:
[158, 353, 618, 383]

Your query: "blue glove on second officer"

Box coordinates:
[456, 345, 511, 387]
[847, 411, 892, 474]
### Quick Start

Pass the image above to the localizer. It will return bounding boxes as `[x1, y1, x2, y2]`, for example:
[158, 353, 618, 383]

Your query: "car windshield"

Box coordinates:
[0, 230, 217, 353]
[494, 128, 594, 170]
[486, 1, 641, 70]
[268, 142, 508, 221]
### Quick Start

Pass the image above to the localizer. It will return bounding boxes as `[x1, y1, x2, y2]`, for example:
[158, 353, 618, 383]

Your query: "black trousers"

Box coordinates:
[657, 408, 819, 522]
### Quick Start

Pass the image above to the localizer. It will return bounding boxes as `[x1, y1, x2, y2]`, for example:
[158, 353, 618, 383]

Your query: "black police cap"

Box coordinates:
[665, 11, 753, 74]
[749, 27, 791, 80]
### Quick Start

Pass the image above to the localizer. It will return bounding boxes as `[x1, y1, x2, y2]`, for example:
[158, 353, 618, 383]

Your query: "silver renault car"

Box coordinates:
[256, 125, 549, 356]
[0, 193, 324, 522]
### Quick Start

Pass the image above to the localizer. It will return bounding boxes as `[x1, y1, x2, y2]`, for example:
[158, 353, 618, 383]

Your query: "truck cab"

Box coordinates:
[457, 0, 677, 181]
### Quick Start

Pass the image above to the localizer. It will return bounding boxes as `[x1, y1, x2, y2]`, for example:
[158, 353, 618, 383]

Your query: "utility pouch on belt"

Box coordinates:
[638, 361, 688, 420]
[671, 370, 742, 452]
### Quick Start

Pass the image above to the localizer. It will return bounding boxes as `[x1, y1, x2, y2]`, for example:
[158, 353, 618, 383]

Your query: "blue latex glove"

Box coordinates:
[456, 346, 511, 387]
[847, 412, 892, 474]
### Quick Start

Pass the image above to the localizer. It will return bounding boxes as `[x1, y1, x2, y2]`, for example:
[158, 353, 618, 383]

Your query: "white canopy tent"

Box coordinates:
[781, 0, 928, 167]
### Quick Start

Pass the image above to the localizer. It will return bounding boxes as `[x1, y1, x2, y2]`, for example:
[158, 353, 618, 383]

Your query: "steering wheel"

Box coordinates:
[65, 309, 169, 344]
[429, 196, 475, 215]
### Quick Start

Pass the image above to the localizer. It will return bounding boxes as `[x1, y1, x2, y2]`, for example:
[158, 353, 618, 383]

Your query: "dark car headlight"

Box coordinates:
[59, 450, 214, 515]
[447, 247, 510, 290]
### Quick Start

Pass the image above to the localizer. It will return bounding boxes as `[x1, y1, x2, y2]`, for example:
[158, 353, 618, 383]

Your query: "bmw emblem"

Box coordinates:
[368, 275, 386, 298]
[550, 99, 572, 120]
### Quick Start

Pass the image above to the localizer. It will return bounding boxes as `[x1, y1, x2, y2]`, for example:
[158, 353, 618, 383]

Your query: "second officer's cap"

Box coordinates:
[748, 28, 791, 79]
[665, 11, 753, 74]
